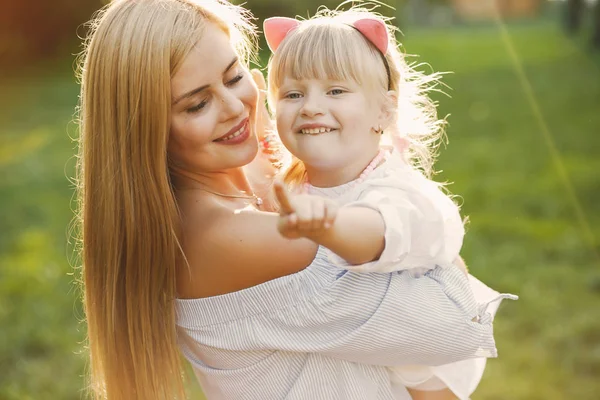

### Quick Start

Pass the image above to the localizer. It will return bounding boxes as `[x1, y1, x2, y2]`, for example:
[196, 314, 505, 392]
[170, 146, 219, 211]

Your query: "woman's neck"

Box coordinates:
[171, 165, 254, 196]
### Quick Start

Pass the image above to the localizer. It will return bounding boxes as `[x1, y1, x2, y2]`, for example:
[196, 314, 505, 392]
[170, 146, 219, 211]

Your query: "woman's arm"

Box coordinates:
[179, 262, 500, 367]
[255, 265, 496, 367]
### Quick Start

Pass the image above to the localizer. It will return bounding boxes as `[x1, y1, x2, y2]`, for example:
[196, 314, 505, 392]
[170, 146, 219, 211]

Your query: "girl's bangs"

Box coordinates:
[272, 24, 383, 88]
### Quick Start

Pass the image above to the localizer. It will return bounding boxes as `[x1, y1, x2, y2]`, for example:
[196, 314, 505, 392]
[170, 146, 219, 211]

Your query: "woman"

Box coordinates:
[75, 0, 499, 399]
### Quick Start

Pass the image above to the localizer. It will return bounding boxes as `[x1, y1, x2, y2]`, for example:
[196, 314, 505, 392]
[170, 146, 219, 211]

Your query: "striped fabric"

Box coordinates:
[176, 247, 499, 399]
[304, 150, 519, 399]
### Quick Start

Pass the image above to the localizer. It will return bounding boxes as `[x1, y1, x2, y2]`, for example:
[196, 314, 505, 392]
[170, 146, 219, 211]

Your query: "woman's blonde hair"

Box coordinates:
[73, 0, 255, 398]
[267, 6, 446, 189]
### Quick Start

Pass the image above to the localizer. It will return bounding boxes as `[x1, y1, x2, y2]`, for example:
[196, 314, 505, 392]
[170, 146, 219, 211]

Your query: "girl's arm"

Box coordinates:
[274, 181, 465, 272]
[300, 206, 385, 264]
[275, 182, 386, 265]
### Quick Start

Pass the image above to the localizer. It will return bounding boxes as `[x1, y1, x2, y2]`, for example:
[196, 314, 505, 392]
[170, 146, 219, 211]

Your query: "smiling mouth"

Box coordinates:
[298, 127, 336, 135]
[215, 119, 248, 142]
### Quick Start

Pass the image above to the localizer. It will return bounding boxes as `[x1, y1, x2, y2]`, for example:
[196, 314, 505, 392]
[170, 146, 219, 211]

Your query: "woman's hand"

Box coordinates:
[250, 69, 274, 141]
[274, 181, 339, 239]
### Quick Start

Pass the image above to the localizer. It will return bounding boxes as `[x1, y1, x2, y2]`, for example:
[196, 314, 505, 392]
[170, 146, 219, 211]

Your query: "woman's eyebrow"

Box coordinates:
[172, 56, 239, 105]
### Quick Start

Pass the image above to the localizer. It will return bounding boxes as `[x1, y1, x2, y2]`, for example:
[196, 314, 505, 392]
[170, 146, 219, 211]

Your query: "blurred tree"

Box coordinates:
[593, 2, 600, 49]
[240, 0, 399, 23]
[239, 0, 401, 60]
[0, 0, 103, 71]
[564, 0, 584, 34]
[0, 0, 404, 70]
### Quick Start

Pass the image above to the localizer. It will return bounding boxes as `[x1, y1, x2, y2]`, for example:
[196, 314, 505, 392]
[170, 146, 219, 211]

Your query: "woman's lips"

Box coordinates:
[214, 118, 250, 145]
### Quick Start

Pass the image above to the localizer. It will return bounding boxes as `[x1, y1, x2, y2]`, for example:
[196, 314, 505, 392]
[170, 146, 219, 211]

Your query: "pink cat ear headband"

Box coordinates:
[263, 16, 391, 89]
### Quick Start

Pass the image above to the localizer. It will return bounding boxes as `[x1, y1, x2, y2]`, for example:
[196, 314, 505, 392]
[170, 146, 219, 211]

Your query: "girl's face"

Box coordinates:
[275, 76, 386, 186]
[169, 23, 259, 173]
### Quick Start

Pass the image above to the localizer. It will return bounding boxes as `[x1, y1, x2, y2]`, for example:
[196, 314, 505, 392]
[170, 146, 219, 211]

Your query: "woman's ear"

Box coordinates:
[380, 90, 398, 129]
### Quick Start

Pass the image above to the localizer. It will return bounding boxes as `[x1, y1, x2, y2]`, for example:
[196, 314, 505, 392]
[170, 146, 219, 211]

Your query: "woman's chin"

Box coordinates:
[233, 135, 260, 167]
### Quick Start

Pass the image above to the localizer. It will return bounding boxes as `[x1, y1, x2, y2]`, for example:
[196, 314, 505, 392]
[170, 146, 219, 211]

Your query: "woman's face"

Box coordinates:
[169, 23, 259, 173]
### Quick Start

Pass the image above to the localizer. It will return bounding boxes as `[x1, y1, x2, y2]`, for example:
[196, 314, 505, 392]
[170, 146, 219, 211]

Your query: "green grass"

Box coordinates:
[404, 20, 600, 400]
[0, 61, 87, 399]
[1, 20, 599, 399]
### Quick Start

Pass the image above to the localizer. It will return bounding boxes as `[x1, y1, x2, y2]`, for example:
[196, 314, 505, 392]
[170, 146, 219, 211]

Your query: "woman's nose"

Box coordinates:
[220, 90, 245, 120]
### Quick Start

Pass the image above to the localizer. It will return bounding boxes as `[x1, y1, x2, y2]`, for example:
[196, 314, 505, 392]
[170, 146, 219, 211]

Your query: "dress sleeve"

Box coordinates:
[184, 264, 502, 368]
[390, 274, 517, 397]
[327, 174, 465, 273]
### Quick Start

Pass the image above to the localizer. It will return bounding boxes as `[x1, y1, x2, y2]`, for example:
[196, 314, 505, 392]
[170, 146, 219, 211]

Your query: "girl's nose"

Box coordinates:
[300, 95, 324, 118]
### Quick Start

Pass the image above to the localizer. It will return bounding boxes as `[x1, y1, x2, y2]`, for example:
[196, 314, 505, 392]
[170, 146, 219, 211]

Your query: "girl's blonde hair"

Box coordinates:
[73, 0, 255, 398]
[267, 7, 446, 189]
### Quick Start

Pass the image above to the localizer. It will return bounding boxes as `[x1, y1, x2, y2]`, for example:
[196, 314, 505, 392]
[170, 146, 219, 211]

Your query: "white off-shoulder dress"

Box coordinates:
[176, 149, 515, 398]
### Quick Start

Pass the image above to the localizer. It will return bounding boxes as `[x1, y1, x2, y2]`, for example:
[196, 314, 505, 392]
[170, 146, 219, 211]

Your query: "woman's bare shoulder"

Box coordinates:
[176, 198, 318, 299]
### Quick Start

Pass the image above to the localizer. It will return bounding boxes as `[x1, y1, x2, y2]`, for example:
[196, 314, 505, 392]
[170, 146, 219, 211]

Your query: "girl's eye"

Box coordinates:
[285, 92, 302, 99]
[187, 99, 208, 113]
[226, 73, 243, 87]
[328, 89, 345, 95]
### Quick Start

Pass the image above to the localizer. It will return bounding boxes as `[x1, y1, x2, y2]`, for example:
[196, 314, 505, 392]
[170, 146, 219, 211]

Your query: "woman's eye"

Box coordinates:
[226, 74, 243, 86]
[329, 89, 345, 95]
[285, 92, 302, 99]
[187, 99, 208, 113]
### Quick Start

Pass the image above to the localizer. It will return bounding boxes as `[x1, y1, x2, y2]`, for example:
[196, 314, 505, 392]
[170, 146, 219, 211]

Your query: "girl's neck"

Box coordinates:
[304, 148, 384, 188]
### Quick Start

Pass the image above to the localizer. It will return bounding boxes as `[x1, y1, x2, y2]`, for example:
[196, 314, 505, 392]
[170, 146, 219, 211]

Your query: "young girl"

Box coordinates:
[264, 8, 517, 400]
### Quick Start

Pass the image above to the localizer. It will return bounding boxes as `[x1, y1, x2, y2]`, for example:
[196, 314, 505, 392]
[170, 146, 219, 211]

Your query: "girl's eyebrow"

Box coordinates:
[172, 57, 238, 105]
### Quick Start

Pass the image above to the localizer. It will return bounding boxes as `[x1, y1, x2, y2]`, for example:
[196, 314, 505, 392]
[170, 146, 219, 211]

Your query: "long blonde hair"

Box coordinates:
[267, 7, 446, 189]
[73, 0, 255, 398]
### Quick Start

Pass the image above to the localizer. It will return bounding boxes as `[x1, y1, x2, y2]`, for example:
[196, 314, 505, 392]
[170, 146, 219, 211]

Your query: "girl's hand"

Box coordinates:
[274, 181, 339, 239]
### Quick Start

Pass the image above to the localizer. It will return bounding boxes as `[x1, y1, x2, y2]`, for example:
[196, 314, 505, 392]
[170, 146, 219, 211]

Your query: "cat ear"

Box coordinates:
[353, 18, 388, 54]
[263, 17, 300, 52]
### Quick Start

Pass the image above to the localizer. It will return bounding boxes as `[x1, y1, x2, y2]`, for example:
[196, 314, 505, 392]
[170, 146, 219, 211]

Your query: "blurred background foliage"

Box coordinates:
[1, 0, 599, 399]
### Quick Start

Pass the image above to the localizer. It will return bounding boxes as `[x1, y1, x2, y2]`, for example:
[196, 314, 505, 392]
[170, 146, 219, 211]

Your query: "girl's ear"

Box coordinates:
[380, 90, 398, 129]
